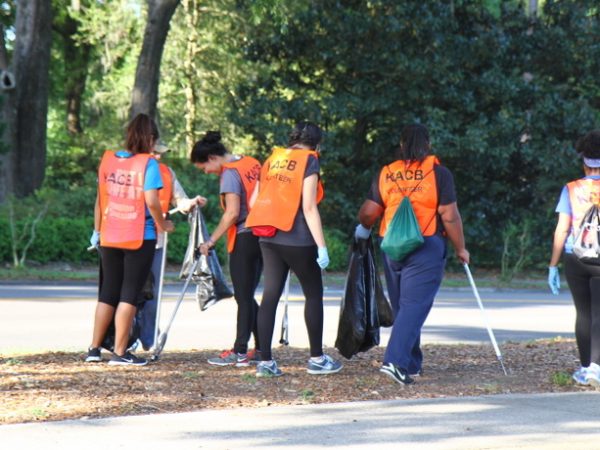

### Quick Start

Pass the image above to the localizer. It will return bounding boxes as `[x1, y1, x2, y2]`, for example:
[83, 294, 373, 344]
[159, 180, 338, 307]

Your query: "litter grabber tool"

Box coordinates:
[151, 248, 200, 361]
[151, 229, 169, 355]
[463, 263, 508, 375]
[279, 271, 291, 345]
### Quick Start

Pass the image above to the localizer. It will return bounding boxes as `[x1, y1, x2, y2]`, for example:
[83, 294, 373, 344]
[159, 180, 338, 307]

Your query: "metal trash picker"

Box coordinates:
[279, 271, 291, 346]
[150, 206, 192, 362]
[463, 263, 508, 376]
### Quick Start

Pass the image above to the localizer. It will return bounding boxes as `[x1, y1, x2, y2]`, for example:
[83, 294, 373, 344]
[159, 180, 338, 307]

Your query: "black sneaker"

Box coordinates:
[380, 362, 414, 385]
[85, 347, 102, 363]
[108, 351, 148, 366]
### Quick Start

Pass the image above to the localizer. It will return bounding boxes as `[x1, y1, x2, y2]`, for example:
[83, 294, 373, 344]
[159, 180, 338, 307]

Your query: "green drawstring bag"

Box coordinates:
[380, 196, 424, 261]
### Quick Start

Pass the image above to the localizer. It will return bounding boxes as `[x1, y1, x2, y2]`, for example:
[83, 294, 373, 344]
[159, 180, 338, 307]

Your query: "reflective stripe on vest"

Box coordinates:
[378, 155, 439, 237]
[245, 147, 323, 232]
[567, 179, 600, 238]
[98, 151, 150, 249]
[220, 156, 261, 253]
[157, 162, 173, 214]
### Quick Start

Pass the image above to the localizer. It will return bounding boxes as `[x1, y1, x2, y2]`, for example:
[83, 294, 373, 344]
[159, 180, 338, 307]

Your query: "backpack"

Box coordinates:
[572, 204, 600, 265]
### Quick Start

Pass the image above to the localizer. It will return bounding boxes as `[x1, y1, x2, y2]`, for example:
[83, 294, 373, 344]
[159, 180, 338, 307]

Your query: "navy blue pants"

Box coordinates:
[382, 235, 446, 373]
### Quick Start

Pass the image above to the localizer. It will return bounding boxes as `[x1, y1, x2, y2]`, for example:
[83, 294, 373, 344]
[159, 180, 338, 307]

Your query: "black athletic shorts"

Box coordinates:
[98, 239, 156, 307]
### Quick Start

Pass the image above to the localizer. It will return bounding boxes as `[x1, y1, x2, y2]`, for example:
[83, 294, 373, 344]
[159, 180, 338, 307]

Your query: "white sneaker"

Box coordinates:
[584, 362, 600, 387]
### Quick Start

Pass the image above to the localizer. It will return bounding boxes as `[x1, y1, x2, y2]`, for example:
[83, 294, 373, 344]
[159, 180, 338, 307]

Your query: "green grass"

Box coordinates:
[550, 371, 572, 387]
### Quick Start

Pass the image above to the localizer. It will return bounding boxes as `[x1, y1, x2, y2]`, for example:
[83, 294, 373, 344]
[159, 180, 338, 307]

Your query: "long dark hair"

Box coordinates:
[398, 124, 430, 162]
[190, 131, 228, 163]
[126, 113, 159, 154]
[288, 121, 322, 149]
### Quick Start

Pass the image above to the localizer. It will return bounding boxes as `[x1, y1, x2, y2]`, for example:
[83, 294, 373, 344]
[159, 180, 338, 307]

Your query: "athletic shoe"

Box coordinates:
[306, 354, 343, 375]
[207, 349, 250, 367]
[108, 351, 148, 366]
[380, 362, 414, 385]
[585, 362, 600, 387]
[85, 347, 102, 363]
[247, 348, 261, 364]
[572, 366, 589, 385]
[256, 360, 283, 377]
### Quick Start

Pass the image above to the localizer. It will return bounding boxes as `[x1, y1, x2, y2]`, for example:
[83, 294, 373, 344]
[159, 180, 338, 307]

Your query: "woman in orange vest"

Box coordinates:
[245, 121, 342, 377]
[190, 131, 263, 366]
[355, 123, 469, 385]
[549, 130, 600, 386]
[85, 113, 174, 366]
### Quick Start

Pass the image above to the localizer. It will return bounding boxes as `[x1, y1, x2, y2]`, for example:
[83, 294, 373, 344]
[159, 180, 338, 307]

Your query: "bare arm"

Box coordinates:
[94, 192, 101, 232]
[249, 181, 259, 208]
[302, 174, 326, 248]
[199, 192, 240, 255]
[145, 189, 174, 233]
[358, 199, 384, 229]
[438, 202, 469, 264]
[549, 213, 571, 267]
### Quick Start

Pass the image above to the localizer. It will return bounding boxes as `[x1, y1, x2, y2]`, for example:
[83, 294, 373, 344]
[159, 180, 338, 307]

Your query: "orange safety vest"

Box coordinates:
[567, 178, 600, 238]
[378, 155, 439, 237]
[98, 151, 151, 249]
[220, 155, 261, 253]
[157, 162, 174, 214]
[246, 147, 324, 232]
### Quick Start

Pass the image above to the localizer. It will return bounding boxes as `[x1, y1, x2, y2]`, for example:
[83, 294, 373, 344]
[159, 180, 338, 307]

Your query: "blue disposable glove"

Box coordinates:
[548, 266, 560, 295]
[354, 224, 371, 241]
[90, 230, 100, 248]
[317, 246, 329, 269]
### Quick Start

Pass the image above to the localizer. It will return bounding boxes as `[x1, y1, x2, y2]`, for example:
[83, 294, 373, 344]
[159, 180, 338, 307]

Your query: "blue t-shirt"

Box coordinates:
[555, 175, 600, 253]
[115, 150, 163, 240]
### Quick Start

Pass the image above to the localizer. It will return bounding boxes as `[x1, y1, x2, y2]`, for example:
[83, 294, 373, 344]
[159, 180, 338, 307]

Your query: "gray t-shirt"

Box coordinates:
[260, 155, 320, 247]
[220, 165, 251, 233]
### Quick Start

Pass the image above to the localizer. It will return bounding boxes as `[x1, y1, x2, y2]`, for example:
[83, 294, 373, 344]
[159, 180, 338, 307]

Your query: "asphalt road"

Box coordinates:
[0, 280, 575, 355]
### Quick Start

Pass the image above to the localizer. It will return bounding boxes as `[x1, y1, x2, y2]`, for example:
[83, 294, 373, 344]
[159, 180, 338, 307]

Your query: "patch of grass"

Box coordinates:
[241, 373, 256, 383]
[299, 389, 315, 402]
[28, 408, 49, 419]
[551, 371, 572, 387]
[181, 371, 202, 379]
[4, 357, 25, 366]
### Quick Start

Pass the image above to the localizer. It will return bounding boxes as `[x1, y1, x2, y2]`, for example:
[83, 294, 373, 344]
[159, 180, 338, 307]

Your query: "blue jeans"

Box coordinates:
[382, 235, 446, 373]
[137, 247, 164, 349]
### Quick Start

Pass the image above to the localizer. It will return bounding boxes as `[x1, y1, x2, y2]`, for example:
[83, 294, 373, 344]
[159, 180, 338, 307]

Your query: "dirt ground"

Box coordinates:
[1, 338, 593, 425]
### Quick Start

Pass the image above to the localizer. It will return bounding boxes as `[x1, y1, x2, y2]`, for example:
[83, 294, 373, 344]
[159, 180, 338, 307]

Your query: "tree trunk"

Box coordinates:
[129, 0, 180, 121]
[0, 0, 53, 201]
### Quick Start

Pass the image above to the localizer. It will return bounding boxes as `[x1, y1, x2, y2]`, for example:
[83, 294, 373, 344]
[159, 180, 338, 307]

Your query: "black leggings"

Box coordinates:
[564, 253, 600, 366]
[99, 240, 156, 307]
[229, 232, 263, 354]
[258, 242, 323, 360]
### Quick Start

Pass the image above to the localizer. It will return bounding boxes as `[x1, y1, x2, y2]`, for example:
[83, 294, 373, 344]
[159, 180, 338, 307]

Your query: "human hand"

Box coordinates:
[159, 220, 175, 233]
[198, 239, 214, 256]
[89, 230, 100, 248]
[456, 248, 470, 265]
[548, 266, 560, 295]
[354, 224, 371, 241]
[180, 196, 207, 213]
[317, 247, 329, 269]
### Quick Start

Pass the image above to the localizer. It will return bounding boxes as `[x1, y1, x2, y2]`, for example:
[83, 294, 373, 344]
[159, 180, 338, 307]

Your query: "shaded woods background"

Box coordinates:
[1, 0, 599, 274]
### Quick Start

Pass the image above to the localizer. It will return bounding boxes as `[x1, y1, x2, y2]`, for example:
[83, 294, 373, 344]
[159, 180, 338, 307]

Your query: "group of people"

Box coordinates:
[84, 111, 600, 388]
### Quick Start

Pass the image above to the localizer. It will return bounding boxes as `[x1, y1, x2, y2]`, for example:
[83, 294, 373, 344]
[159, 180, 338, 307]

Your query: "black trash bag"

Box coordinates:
[180, 207, 233, 311]
[369, 243, 394, 328]
[101, 316, 140, 352]
[335, 238, 370, 359]
[361, 237, 381, 352]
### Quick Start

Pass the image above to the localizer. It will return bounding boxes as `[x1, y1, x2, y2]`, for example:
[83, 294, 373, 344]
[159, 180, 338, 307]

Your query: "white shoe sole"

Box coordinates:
[307, 366, 343, 375]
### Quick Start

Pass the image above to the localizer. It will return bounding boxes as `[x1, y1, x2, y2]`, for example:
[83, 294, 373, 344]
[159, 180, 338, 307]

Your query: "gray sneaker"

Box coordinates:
[307, 354, 343, 375]
[256, 360, 283, 377]
[207, 350, 249, 367]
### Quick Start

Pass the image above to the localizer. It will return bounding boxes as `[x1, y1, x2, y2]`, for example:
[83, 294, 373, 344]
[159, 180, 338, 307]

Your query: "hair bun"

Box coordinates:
[202, 131, 222, 144]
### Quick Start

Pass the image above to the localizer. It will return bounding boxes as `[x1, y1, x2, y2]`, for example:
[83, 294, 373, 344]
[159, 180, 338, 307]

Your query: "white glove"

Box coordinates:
[354, 224, 371, 240]
[317, 247, 329, 269]
[90, 230, 100, 248]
